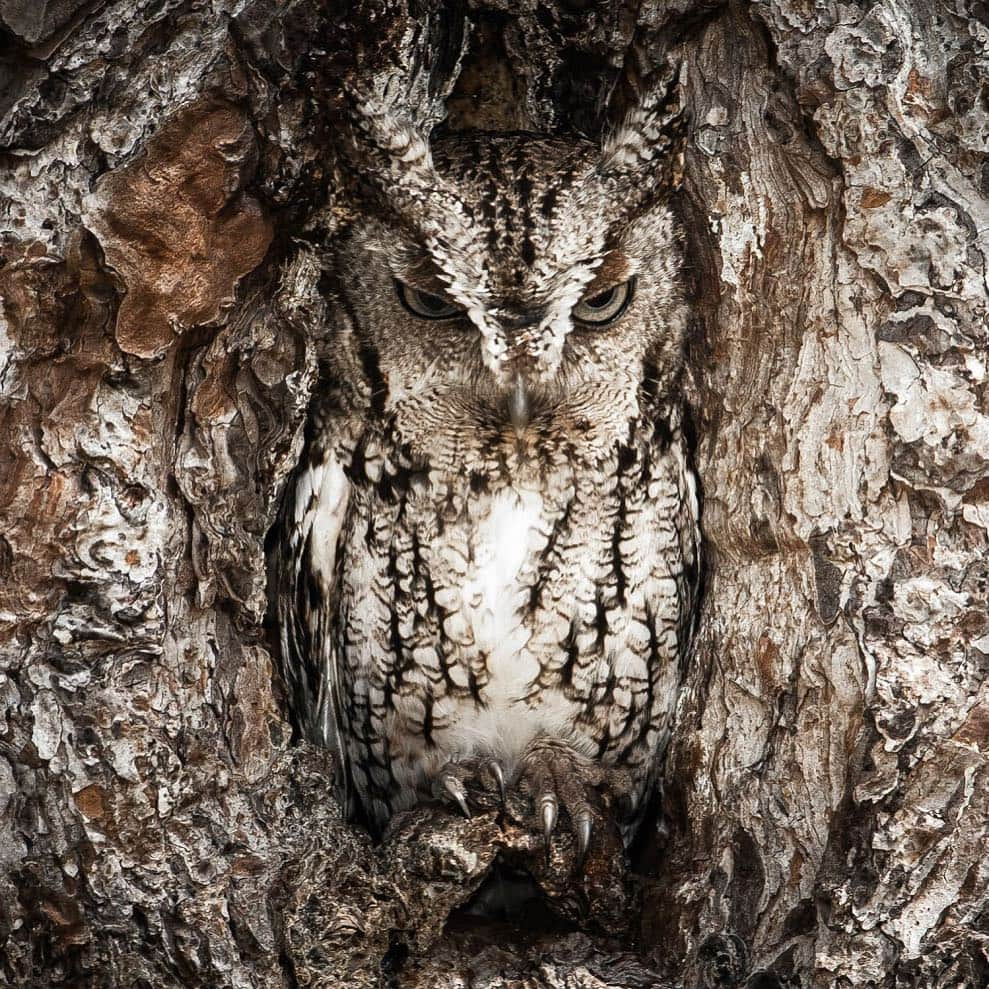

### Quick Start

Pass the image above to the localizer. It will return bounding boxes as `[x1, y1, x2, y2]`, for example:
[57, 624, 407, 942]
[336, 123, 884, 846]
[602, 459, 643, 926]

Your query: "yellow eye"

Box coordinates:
[573, 278, 635, 327]
[396, 281, 462, 320]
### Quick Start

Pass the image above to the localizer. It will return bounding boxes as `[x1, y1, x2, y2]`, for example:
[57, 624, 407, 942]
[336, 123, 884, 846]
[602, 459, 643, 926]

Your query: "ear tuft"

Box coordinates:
[332, 81, 492, 322]
[343, 89, 437, 195]
[600, 63, 687, 195]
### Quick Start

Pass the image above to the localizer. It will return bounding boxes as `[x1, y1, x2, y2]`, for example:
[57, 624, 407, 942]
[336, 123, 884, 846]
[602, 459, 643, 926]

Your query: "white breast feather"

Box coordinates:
[307, 456, 350, 584]
[305, 455, 350, 749]
[443, 486, 574, 771]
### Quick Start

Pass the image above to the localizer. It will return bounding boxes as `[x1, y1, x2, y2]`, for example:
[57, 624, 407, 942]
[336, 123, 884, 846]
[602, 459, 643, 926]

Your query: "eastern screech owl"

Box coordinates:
[273, 78, 700, 856]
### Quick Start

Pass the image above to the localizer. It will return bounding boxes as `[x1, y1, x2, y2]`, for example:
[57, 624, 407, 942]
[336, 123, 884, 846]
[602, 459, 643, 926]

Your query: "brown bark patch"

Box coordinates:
[86, 102, 273, 359]
[860, 187, 892, 209]
[754, 631, 780, 688]
[0, 238, 114, 617]
[953, 700, 989, 753]
[73, 784, 107, 821]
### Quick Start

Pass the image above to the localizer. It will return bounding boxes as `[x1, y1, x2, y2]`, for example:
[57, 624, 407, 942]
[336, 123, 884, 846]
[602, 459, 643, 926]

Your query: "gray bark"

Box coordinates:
[0, 1, 986, 987]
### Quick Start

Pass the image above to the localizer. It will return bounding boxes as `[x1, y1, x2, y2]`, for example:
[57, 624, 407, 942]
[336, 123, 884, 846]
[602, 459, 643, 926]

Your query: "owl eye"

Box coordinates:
[396, 281, 462, 320]
[572, 278, 635, 327]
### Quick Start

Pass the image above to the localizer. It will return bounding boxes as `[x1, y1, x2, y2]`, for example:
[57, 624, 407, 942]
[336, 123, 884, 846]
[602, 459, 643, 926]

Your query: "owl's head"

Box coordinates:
[333, 79, 687, 473]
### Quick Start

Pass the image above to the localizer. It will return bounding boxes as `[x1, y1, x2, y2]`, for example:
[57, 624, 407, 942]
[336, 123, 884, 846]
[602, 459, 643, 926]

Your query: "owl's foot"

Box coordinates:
[516, 737, 633, 862]
[431, 755, 506, 819]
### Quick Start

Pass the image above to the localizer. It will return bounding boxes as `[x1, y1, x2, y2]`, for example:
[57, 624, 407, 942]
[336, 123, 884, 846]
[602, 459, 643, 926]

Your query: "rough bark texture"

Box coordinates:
[1, 1, 986, 987]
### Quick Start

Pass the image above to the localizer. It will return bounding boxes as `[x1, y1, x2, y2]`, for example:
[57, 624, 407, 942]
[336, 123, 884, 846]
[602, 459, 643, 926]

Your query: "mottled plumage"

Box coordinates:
[274, 79, 699, 845]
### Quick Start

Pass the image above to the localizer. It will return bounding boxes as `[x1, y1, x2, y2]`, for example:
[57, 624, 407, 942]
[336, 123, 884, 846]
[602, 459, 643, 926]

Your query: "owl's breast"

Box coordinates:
[337, 426, 697, 818]
[428, 483, 572, 766]
[453, 486, 543, 657]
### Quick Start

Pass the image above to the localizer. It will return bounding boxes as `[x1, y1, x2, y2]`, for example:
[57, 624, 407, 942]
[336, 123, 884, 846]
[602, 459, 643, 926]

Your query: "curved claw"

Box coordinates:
[575, 809, 593, 864]
[444, 777, 471, 819]
[488, 760, 506, 808]
[539, 792, 558, 849]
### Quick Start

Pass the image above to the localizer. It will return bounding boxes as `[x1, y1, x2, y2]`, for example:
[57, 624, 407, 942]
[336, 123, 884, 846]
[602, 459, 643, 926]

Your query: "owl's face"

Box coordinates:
[334, 132, 685, 473]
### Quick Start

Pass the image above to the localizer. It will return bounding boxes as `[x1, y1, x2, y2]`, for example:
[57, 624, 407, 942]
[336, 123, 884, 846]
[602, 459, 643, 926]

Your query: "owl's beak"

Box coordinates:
[508, 373, 530, 431]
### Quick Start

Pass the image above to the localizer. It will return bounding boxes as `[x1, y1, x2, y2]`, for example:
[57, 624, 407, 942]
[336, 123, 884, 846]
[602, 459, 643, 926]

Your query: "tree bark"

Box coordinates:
[1, 2, 986, 987]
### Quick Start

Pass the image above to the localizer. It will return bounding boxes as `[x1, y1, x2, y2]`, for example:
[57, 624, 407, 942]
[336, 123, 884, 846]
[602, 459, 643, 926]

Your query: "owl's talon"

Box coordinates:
[433, 756, 509, 817]
[575, 809, 593, 864]
[438, 774, 472, 819]
[489, 760, 506, 807]
[540, 791, 558, 846]
[518, 737, 627, 862]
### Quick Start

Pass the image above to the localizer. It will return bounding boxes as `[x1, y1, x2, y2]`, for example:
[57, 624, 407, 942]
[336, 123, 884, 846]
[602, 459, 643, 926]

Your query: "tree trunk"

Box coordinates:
[1, 2, 985, 987]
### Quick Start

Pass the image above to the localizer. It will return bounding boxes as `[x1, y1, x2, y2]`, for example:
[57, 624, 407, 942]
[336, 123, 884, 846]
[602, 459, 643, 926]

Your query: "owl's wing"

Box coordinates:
[275, 446, 353, 807]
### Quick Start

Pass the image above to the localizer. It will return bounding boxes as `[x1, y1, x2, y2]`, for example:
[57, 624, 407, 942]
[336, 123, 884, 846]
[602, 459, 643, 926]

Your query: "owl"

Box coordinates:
[273, 74, 700, 858]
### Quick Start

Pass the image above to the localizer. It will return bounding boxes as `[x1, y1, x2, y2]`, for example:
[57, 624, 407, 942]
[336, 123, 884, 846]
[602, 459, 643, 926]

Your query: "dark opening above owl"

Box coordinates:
[273, 78, 700, 858]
